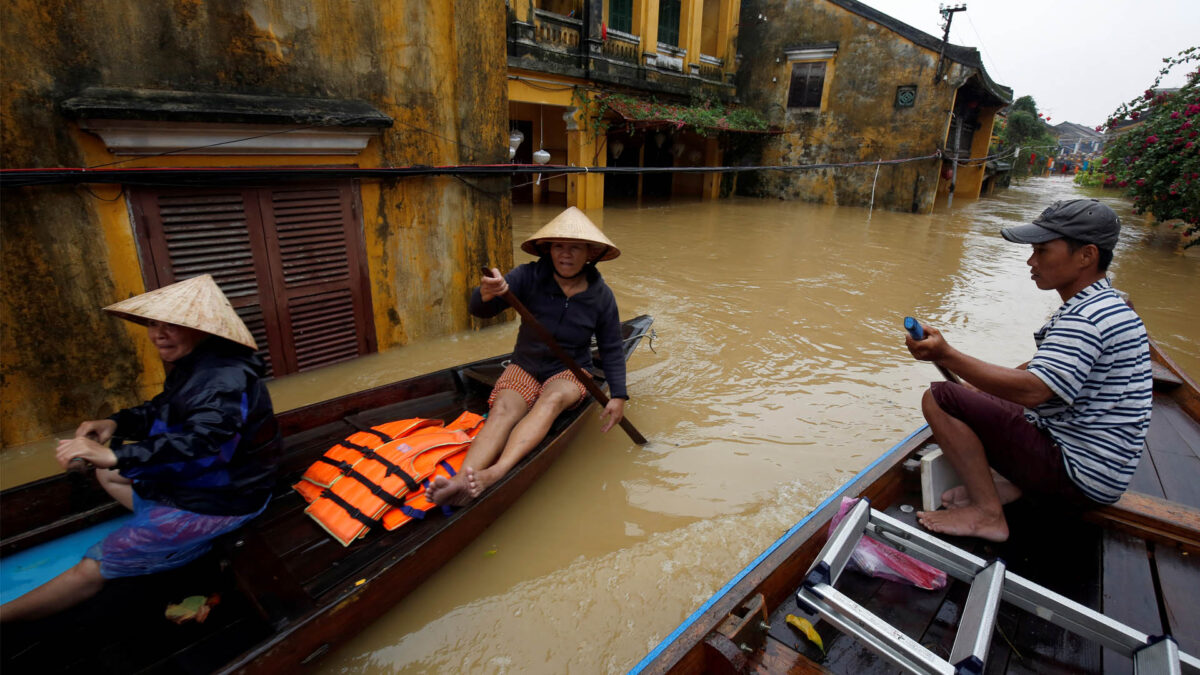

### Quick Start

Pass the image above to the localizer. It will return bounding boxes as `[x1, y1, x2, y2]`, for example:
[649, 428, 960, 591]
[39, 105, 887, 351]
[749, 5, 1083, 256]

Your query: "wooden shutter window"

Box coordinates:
[131, 182, 375, 378]
[259, 185, 373, 373]
[787, 61, 826, 109]
[133, 189, 281, 375]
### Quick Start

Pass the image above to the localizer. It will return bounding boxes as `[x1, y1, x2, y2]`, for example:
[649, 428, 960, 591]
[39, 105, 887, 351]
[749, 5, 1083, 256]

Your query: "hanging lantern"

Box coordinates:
[509, 146, 516, 160]
[610, 140, 624, 160]
[509, 129, 525, 149]
[654, 132, 667, 148]
[533, 148, 551, 164]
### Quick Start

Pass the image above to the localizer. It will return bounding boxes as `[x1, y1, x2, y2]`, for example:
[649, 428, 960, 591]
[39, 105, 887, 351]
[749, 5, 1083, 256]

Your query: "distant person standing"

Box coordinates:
[906, 199, 1152, 542]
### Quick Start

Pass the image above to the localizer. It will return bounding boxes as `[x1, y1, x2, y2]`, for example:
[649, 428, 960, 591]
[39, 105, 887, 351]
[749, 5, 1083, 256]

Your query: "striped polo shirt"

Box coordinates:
[1025, 278, 1153, 504]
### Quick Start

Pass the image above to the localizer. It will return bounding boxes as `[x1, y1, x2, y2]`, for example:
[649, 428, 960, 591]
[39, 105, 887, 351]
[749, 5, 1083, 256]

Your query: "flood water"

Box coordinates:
[5, 177, 1198, 672]
[300, 177, 1198, 673]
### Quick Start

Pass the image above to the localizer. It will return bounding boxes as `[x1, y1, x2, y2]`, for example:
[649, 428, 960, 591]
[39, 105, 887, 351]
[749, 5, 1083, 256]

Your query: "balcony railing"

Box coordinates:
[699, 54, 724, 82]
[602, 28, 640, 64]
[533, 9, 581, 52]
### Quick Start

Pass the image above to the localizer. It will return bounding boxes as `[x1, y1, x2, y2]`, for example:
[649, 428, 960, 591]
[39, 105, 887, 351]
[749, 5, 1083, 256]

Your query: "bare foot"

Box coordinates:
[466, 466, 502, 500]
[941, 485, 972, 509]
[940, 476, 1023, 510]
[916, 506, 1009, 542]
[427, 473, 470, 506]
[993, 475, 1022, 505]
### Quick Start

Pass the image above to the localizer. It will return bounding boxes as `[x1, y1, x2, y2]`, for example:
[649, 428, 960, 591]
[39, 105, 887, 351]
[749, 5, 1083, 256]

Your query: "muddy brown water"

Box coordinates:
[3, 176, 1197, 673]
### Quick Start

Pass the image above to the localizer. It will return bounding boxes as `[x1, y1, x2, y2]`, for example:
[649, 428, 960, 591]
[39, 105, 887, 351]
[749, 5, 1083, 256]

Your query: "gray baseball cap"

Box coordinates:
[1001, 199, 1121, 250]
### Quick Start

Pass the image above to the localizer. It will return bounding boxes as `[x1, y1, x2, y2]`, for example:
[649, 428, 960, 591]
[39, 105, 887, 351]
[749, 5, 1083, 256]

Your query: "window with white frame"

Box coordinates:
[784, 45, 837, 110]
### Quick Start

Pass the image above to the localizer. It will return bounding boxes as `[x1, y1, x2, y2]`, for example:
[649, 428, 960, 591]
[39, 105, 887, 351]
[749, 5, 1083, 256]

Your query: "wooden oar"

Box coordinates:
[904, 316, 962, 384]
[481, 266, 647, 445]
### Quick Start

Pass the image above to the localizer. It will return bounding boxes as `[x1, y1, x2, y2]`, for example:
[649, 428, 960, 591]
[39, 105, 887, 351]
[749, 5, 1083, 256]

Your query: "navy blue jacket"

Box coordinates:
[108, 338, 278, 515]
[470, 257, 627, 399]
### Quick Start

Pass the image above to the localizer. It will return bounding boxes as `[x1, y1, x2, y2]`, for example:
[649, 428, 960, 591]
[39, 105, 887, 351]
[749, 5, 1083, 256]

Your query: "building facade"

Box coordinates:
[734, 0, 1011, 212]
[506, 0, 746, 207]
[1, 2, 510, 446]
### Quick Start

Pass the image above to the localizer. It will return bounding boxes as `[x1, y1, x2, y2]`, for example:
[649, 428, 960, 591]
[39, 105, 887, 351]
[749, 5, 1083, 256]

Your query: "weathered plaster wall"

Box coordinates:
[736, 0, 975, 212]
[0, 1, 510, 447]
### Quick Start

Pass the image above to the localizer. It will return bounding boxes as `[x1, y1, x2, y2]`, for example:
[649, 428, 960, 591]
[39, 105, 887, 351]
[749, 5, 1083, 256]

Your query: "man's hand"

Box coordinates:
[905, 323, 951, 363]
[600, 397, 626, 433]
[56, 437, 118, 471]
[479, 268, 509, 302]
[74, 419, 117, 444]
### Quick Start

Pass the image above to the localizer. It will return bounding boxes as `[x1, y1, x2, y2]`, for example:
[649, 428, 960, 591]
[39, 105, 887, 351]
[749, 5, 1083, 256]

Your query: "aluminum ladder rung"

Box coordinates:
[1136, 636, 1182, 675]
[795, 501, 1199, 675]
[804, 497, 870, 588]
[949, 559, 1005, 674]
[799, 582, 954, 675]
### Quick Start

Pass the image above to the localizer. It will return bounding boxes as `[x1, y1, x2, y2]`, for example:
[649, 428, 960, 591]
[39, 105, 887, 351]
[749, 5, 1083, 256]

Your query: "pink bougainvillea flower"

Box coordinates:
[1171, 111, 1182, 119]
[1136, 178, 1146, 186]
[1145, 90, 1155, 100]
[1131, 111, 1141, 119]
[1146, 135, 1158, 144]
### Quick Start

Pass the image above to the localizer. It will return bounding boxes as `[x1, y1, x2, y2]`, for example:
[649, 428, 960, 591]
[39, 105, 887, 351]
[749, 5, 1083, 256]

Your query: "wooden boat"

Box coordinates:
[634, 338, 1200, 674]
[0, 314, 654, 674]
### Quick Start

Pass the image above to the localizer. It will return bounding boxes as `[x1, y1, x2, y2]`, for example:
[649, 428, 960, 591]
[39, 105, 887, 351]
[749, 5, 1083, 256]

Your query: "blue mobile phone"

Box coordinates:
[904, 316, 924, 341]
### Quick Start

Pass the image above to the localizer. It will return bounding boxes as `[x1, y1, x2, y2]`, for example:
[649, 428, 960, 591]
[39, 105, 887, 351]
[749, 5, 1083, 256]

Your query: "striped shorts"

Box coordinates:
[489, 364, 588, 411]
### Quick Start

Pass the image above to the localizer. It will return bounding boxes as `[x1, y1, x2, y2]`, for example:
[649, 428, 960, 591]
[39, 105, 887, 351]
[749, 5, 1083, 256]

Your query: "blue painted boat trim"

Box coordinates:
[627, 424, 928, 674]
[0, 514, 134, 604]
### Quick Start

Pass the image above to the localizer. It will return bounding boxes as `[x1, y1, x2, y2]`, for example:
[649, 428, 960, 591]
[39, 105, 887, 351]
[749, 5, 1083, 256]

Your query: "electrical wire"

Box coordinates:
[0, 152, 946, 189]
[964, 13, 1005, 84]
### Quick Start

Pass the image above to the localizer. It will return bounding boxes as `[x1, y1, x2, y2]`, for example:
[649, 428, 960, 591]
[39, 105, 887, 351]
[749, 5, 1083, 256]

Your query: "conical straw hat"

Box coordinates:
[520, 207, 620, 261]
[103, 274, 258, 350]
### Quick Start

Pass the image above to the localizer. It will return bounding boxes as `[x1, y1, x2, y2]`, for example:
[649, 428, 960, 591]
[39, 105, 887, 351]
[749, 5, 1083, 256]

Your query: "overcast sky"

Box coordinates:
[855, 0, 1199, 128]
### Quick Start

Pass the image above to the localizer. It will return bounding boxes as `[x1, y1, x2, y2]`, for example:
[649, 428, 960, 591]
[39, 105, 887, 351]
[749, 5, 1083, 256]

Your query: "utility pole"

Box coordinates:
[934, 4, 967, 84]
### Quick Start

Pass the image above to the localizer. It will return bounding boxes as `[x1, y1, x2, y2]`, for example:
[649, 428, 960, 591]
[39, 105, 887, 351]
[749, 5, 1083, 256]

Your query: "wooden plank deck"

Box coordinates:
[753, 387, 1200, 674]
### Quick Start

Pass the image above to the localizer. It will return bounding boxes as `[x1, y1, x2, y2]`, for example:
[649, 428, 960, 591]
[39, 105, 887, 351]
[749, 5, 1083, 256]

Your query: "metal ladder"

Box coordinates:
[796, 498, 1200, 675]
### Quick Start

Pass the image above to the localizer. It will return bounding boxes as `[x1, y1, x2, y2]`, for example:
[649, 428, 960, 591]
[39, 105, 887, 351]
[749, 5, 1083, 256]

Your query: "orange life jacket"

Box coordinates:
[294, 412, 486, 546]
[380, 412, 486, 531]
[298, 417, 443, 487]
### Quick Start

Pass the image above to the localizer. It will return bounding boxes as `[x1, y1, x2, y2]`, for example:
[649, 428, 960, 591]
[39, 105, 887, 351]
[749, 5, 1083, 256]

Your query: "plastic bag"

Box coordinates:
[827, 497, 947, 590]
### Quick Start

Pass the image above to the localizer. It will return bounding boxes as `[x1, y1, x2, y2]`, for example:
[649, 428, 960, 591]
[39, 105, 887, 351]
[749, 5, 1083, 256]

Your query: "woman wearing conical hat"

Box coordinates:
[426, 207, 627, 507]
[0, 275, 278, 623]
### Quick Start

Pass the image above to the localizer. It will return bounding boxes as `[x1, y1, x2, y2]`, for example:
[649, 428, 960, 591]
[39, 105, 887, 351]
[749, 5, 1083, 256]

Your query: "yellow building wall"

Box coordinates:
[736, 0, 1005, 213]
[0, 1, 510, 447]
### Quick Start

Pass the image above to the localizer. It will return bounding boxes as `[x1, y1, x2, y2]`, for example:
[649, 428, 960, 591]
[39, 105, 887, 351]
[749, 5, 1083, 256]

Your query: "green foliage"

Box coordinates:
[1006, 110, 1044, 144]
[1097, 46, 1200, 246]
[589, 92, 770, 137]
[1073, 166, 1105, 187]
[1011, 95, 1038, 116]
[995, 96, 1058, 179]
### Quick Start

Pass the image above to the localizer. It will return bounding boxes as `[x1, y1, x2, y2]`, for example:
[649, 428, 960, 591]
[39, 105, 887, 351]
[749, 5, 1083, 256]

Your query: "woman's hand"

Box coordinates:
[56, 437, 118, 470]
[600, 397, 626, 433]
[74, 419, 117, 444]
[479, 268, 509, 302]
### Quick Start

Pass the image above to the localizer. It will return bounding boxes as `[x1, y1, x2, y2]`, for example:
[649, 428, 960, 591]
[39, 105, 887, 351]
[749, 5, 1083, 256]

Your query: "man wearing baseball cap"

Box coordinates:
[905, 199, 1153, 542]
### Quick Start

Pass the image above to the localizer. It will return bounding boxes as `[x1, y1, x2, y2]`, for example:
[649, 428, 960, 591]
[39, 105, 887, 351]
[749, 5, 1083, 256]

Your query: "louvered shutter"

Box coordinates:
[131, 188, 284, 375]
[130, 182, 375, 377]
[255, 185, 374, 372]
